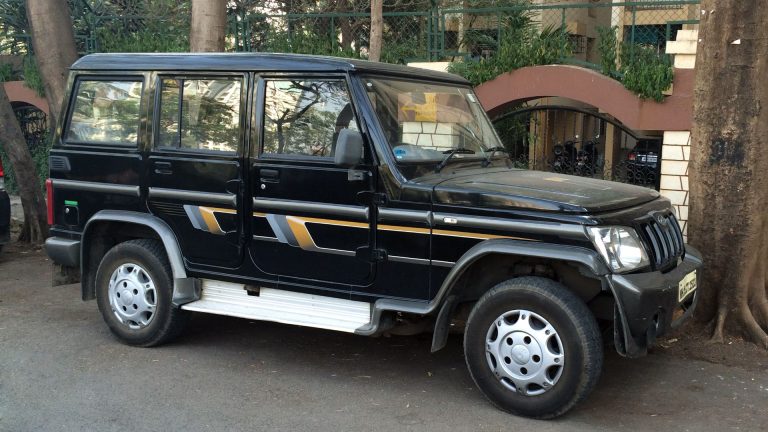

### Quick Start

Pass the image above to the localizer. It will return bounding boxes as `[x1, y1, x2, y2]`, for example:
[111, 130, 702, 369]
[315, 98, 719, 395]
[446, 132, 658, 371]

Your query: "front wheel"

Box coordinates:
[95, 239, 188, 347]
[464, 277, 602, 419]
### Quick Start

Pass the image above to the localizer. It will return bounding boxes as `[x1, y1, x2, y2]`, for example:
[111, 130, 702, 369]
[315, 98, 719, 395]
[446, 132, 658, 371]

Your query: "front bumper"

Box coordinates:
[0, 190, 10, 245]
[607, 245, 703, 357]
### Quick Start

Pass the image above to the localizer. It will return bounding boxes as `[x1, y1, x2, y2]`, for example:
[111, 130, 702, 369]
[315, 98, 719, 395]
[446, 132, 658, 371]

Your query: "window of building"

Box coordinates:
[624, 24, 682, 50]
[157, 77, 242, 153]
[262, 79, 357, 158]
[66, 79, 142, 146]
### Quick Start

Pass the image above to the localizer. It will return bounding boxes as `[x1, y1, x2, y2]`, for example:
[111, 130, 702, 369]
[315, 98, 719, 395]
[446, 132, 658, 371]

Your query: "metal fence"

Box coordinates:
[227, 1, 700, 67]
[1, 1, 699, 69]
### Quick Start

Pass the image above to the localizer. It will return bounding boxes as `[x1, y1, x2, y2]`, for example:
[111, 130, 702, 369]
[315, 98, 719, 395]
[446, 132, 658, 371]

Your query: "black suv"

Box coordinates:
[45, 53, 701, 419]
[0, 159, 10, 253]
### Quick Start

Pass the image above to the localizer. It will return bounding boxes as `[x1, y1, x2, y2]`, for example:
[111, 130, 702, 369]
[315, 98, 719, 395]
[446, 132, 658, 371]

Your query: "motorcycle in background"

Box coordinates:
[552, 135, 600, 177]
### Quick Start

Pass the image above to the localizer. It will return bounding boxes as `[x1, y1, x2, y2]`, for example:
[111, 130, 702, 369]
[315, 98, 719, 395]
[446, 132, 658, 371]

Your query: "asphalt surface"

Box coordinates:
[1, 250, 767, 432]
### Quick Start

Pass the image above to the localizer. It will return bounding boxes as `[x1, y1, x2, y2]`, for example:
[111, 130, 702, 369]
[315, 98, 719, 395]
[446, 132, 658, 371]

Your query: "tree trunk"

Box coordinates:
[369, 0, 383, 62]
[25, 0, 78, 130]
[190, 0, 228, 52]
[0, 85, 48, 244]
[689, 1, 768, 348]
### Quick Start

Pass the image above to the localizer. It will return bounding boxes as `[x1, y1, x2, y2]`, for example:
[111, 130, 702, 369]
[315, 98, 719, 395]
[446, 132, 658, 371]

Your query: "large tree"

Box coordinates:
[190, 0, 228, 52]
[0, 86, 48, 243]
[689, 1, 768, 348]
[369, 0, 383, 62]
[25, 0, 78, 129]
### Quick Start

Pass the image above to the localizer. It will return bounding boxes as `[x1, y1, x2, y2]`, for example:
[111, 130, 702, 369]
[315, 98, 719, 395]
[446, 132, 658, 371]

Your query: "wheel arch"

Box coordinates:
[430, 239, 610, 352]
[81, 210, 197, 305]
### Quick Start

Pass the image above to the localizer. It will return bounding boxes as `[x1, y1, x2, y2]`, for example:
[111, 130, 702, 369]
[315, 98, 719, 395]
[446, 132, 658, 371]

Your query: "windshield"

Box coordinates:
[363, 77, 503, 169]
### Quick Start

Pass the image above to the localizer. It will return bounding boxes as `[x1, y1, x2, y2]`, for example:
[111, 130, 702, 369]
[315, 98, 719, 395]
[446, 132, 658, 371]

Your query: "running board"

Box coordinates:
[180, 279, 372, 333]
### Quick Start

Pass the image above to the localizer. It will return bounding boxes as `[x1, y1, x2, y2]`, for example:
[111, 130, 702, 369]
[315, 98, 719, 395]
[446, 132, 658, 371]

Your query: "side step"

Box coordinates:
[180, 279, 372, 333]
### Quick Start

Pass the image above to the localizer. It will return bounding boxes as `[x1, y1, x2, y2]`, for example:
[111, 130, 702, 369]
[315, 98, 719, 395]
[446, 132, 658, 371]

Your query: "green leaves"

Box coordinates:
[618, 43, 673, 102]
[448, 23, 571, 86]
[597, 26, 674, 102]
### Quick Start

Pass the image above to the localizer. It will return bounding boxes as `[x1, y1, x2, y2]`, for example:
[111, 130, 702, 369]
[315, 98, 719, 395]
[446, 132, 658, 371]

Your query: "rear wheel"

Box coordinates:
[95, 239, 188, 346]
[464, 277, 602, 419]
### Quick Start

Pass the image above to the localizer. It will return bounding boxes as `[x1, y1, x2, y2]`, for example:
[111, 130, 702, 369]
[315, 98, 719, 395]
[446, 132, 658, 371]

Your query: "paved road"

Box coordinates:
[1, 250, 766, 432]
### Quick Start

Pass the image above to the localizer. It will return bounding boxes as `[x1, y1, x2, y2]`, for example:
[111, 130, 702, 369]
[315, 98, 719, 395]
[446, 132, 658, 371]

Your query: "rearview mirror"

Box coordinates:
[334, 129, 364, 168]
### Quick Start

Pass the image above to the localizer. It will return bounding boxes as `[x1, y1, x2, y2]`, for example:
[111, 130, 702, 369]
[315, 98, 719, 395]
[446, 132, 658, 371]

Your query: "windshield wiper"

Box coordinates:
[435, 148, 476, 173]
[481, 146, 509, 167]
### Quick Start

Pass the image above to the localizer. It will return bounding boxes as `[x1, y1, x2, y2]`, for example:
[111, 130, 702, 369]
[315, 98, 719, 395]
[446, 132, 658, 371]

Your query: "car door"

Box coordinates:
[147, 73, 247, 269]
[249, 75, 375, 287]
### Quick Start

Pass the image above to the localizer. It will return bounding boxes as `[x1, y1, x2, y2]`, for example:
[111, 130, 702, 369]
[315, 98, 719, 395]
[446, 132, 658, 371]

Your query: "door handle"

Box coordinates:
[154, 161, 173, 175]
[260, 168, 280, 183]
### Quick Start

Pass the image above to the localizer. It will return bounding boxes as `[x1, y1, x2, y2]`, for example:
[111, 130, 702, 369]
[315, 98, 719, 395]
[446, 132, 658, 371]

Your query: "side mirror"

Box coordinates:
[334, 129, 364, 168]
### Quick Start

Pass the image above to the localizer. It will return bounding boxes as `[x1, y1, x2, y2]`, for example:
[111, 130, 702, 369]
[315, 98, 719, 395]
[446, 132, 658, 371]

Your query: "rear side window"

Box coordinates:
[157, 77, 242, 153]
[262, 79, 357, 158]
[66, 79, 142, 146]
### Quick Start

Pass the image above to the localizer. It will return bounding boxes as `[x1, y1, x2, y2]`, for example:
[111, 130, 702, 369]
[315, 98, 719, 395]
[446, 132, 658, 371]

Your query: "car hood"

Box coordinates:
[423, 168, 660, 214]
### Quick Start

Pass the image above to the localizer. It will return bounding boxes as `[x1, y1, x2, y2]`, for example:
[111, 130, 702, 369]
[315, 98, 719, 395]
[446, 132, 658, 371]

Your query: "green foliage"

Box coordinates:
[448, 24, 572, 86]
[596, 26, 619, 78]
[0, 63, 13, 82]
[619, 43, 673, 102]
[0, 131, 51, 195]
[596, 26, 673, 102]
[21, 56, 45, 97]
[93, 0, 190, 53]
[380, 39, 424, 64]
[262, 27, 361, 59]
[97, 25, 189, 53]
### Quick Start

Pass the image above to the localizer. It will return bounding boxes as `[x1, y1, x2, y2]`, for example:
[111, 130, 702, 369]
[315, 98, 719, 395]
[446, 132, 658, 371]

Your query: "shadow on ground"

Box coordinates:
[1, 250, 766, 432]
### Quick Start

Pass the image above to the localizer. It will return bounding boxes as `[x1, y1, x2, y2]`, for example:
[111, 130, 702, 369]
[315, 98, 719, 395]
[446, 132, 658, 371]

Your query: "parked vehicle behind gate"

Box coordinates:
[45, 53, 702, 419]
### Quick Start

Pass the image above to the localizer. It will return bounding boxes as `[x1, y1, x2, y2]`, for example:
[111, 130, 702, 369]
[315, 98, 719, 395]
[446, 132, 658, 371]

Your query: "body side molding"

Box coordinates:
[53, 179, 140, 197]
[149, 187, 236, 207]
[432, 212, 589, 240]
[253, 197, 368, 220]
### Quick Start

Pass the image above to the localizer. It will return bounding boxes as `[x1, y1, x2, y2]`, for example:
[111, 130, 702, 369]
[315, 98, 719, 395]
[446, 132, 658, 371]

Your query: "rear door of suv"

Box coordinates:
[147, 72, 248, 269]
[50, 74, 147, 234]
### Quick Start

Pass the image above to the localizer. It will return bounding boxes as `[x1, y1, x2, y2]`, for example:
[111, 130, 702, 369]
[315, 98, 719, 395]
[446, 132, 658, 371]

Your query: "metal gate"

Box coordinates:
[492, 105, 662, 190]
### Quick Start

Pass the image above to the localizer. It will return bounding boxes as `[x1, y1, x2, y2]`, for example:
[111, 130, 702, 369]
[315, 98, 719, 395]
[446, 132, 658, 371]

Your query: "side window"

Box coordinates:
[66, 79, 142, 146]
[262, 79, 357, 158]
[157, 77, 242, 153]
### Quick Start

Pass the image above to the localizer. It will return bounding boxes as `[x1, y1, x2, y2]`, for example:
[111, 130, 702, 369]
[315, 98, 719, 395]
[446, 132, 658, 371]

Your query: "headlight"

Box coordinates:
[587, 226, 650, 273]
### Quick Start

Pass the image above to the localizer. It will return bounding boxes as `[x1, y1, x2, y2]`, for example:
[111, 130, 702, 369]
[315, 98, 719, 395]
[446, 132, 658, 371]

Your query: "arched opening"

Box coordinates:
[492, 100, 662, 189]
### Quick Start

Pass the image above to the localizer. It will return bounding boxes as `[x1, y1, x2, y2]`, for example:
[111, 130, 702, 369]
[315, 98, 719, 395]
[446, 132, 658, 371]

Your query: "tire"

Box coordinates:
[464, 276, 602, 419]
[95, 239, 188, 347]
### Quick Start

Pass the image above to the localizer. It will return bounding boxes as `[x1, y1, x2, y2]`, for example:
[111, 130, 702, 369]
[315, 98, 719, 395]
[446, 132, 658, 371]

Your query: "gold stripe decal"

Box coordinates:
[283, 215, 528, 241]
[186, 208, 534, 252]
[285, 216, 316, 250]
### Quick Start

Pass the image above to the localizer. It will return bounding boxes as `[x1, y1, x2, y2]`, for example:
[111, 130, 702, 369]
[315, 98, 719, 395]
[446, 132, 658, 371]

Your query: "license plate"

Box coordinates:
[678, 270, 697, 302]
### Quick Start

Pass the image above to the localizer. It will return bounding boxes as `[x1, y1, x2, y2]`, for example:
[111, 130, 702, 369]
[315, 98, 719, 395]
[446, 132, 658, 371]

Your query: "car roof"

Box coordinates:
[71, 52, 470, 85]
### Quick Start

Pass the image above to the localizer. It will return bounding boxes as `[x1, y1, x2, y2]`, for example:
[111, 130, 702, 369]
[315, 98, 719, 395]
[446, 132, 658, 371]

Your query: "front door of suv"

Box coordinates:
[147, 74, 247, 269]
[249, 76, 375, 289]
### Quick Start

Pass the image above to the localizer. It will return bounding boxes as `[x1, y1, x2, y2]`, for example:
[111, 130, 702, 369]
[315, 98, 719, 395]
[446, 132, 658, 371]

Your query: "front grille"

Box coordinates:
[639, 213, 685, 271]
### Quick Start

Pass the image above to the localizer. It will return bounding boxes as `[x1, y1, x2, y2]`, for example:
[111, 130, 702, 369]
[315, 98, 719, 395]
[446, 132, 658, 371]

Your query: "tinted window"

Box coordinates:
[157, 78, 242, 153]
[66, 79, 142, 146]
[262, 79, 357, 158]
